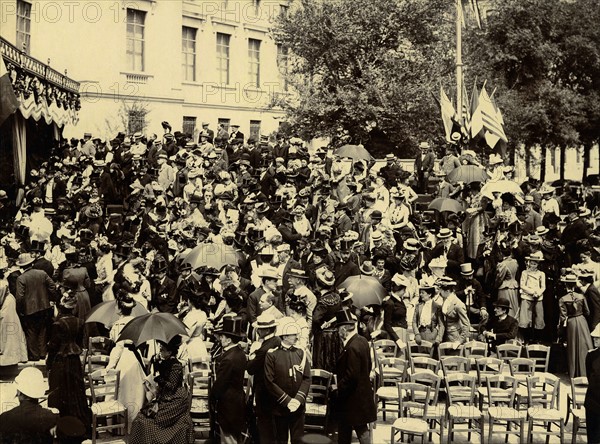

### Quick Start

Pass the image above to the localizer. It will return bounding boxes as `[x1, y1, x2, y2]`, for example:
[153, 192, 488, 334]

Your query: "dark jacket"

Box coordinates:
[382, 296, 407, 341]
[247, 335, 281, 411]
[335, 334, 377, 426]
[0, 398, 58, 444]
[150, 276, 178, 313]
[264, 344, 311, 416]
[211, 344, 248, 436]
[585, 347, 600, 413]
[585, 284, 600, 332]
[15, 268, 56, 316]
[32, 258, 54, 280]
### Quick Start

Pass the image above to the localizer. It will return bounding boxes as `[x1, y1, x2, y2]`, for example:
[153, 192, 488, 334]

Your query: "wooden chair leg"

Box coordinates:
[446, 418, 452, 444]
[519, 419, 525, 444]
[479, 417, 484, 444]
[488, 419, 493, 444]
[92, 414, 97, 444]
[545, 421, 551, 444]
[505, 421, 510, 444]
[559, 419, 564, 444]
[572, 417, 579, 444]
[468, 419, 472, 442]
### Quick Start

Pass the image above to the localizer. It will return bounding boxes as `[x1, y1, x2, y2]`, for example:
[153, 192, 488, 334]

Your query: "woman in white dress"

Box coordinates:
[106, 296, 146, 431]
[181, 292, 209, 369]
[95, 242, 114, 302]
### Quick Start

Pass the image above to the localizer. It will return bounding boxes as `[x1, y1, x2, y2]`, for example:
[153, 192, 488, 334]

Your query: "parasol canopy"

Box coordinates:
[428, 198, 463, 213]
[481, 180, 523, 199]
[334, 144, 374, 161]
[182, 242, 240, 271]
[85, 300, 148, 328]
[447, 165, 488, 184]
[338, 275, 385, 308]
[117, 312, 189, 346]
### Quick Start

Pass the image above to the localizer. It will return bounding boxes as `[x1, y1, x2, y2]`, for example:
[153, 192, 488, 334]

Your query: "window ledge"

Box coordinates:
[121, 72, 154, 84]
[182, 81, 202, 86]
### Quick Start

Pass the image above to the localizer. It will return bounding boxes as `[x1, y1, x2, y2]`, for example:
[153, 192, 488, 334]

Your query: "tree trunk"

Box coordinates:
[525, 145, 531, 178]
[540, 145, 547, 183]
[559, 145, 566, 181]
[583, 144, 590, 183]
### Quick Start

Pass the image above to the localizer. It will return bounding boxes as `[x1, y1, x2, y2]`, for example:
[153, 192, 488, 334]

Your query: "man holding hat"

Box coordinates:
[456, 262, 489, 331]
[334, 308, 377, 444]
[481, 297, 519, 352]
[0, 367, 58, 442]
[264, 317, 311, 444]
[212, 315, 248, 444]
[247, 314, 282, 444]
[15, 252, 57, 361]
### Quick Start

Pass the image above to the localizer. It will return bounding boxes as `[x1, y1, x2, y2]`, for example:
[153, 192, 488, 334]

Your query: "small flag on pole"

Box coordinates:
[470, 81, 483, 138]
[479, 86, 508, 147]
[440, 86, 457, 143]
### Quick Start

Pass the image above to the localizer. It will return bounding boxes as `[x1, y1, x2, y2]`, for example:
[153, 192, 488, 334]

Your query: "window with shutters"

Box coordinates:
[216, 33, 231, 85]
[16, 0, 31, 54]
[182, 27, 197, 81]
[126, 9, 146, 72]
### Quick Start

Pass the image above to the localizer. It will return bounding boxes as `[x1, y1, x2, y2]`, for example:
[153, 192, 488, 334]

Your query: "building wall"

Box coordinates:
[0, 0, 289, 140]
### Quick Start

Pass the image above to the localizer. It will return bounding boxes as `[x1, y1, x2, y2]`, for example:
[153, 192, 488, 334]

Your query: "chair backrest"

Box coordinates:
[525, 344, 550, 373]
[308, 369, 333, 405]
[463, 340, 488, 365]
[570, 376, 589, 409]
[407, 340, 434, 359]
[496, 343, 522, 364]
[410, 356, 440, 375]
[87, 352, 111, 374]
[526, 374, 560, 409]
[445, 373, 477, 406]
[508, 358, 535, 379]
[88, 336, 113, 355]
[486, 375, 518, 406]
[373, 339, 398, 360]
[438, 342, 463, 358]
[378, 357, 408, 386]
[440, 356, 469, 377]
[409, 371, 442, 405]
[475, 357, 503, 386]
[89, 369, 120, 403]
[397, 382, 431, 418]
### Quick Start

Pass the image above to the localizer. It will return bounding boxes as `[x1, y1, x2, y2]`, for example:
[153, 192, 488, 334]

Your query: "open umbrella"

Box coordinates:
[338, 275, 385, 308]
[117, 312, 189, 346]
[334, 144, 373, 161]
[447, 165, 488, 184]
[183, 242, 240, 270]
[85, 300, 148, 328]
[428, 198, 463, 213]
[481, 180, 524, 199]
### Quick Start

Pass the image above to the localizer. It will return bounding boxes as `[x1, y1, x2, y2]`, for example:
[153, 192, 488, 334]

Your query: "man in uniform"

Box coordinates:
[200, 121, 214, 144]
[335, 308, 377, 444]
[264, 317, 311, 444]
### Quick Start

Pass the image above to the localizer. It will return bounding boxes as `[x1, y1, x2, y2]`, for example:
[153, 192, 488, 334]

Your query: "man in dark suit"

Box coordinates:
[585, 345, 600, 444]
[0, 367, 58, 443]
[15, 253, 57, 361]
[229, 124, 245, 144]
[149, 256, 178, 313]
[333, 240, 361, 288]
[265, 317, 311, 444]
[247, 314, 281, 444]
[580, 272, 600, 346]
[212, 316, 248, 444]
[561, 208, 592, 265]
[334, 308, 377, 444]
[31, 240, 55, 278]
[200, 121, 214, 143]
[429, 228, 465, 279]
[277, 243, 301, 296]
[414, 141, 436, 193]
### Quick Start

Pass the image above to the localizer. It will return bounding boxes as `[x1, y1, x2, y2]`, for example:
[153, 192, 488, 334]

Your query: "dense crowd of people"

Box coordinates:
[0, 124, 600, 443]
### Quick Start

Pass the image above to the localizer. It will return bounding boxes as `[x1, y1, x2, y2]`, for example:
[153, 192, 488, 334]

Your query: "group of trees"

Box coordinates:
[274, 0, 600, 178]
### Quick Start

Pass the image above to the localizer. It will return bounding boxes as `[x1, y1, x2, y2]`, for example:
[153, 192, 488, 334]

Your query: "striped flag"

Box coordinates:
[440, 86, 457, 143]
[469, 0, 482, 29]
[470, 81, 483, 138]
[462, 81, 471, 134]
[0, 57, 19, 126]
[479, 86, 508, 147]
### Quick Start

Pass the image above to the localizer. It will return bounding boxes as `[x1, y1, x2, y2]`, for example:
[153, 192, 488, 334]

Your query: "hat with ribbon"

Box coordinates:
[252, 313, 278, 330]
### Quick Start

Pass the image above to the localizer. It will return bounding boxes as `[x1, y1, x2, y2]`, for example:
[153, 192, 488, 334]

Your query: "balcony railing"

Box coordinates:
[0, 36, 80, 93]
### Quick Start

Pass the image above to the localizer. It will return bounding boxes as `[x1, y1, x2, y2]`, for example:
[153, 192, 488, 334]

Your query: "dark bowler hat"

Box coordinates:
[214, 315, 244, 338]
[494, 297, 511, 310]
[29, 239, 46, 253]
[114, 243, 133, 259]
[334, 308, 358, 326]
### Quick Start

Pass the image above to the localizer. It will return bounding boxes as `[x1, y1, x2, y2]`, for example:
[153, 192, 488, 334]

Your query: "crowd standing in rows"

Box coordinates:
[0, 124, 600, 444]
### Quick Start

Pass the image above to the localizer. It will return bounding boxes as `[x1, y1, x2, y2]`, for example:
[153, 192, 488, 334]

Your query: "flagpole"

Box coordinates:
[456, 0, 463, 124]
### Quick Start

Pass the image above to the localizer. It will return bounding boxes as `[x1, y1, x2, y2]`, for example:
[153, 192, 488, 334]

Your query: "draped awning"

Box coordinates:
[0, 36, 80, 127]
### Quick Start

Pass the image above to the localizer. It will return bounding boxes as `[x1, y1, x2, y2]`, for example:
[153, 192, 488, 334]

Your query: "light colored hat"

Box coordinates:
[460, 263, 474, 275]
[258, 266, 279, 280]
[371, 231, 383, 242]
[276, 316, 301, 337]
[419, 142, 431, 149]
[437, 228, 453, 239]
[437, 276, 457, 288]
[276, 243, 291, 253]
[391, 274, 410, 288]
[429, 256, 448, 269]
[488, 154, 503, 166]
[419, 275, 437, 290]
[579, 207, 591, 218]
[526, 251, 544, 261]
[15, 367, 47, 399]
[524, 195, 535, 204]
[252, 313, 278, 329]
[539, 184, 555, 195]
[16, 253, 35, 267]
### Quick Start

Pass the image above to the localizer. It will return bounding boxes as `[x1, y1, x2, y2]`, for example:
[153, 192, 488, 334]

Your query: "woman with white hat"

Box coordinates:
[0, 277, 28, 368]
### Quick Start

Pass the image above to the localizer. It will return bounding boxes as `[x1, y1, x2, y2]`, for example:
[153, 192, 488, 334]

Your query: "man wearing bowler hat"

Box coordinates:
[265, 317, 311, 444]
[334, 308, 377, 444]
[212, 315, 248, 444]
[247, 314, 282, 444]
[481, 297, 519, 352]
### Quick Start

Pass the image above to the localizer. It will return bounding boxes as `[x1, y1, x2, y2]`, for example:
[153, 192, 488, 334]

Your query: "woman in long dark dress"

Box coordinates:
[558, 274, 593, 378]
[129, 335, 194, 444]
[46, 291, 92, 442]
[311, 267, 342, 372]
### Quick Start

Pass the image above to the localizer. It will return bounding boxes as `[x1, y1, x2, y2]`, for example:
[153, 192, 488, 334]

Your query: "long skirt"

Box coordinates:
[129, 387, 194, 444]
[312, 328, 342, 373]
[567, 315, 593, 378]
[107, 347, 146, 432]
[48, 355, 92, 438]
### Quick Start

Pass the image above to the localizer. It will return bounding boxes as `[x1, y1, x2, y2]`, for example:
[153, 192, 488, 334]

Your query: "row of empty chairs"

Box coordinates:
[371, 339, 587, 444]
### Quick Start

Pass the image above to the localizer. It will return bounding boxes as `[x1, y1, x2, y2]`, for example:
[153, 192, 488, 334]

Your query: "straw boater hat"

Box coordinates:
[259, 266, 279, 281]
[252, 313, 278, 330]
[437, 228, 453, 239]
[437, 276, 457, 288]
[16, 253, 35, 268]
[538, 184, 555, 195]
[288, 268, 308, 280]
[535, 226, 549, 236]
[526, 251, 544, 261]
[315, 267, 335, 287]
[560, 274, 578, 284]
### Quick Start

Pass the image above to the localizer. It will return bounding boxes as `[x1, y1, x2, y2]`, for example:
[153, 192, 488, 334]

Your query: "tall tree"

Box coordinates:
[273, 0, 455, 157]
